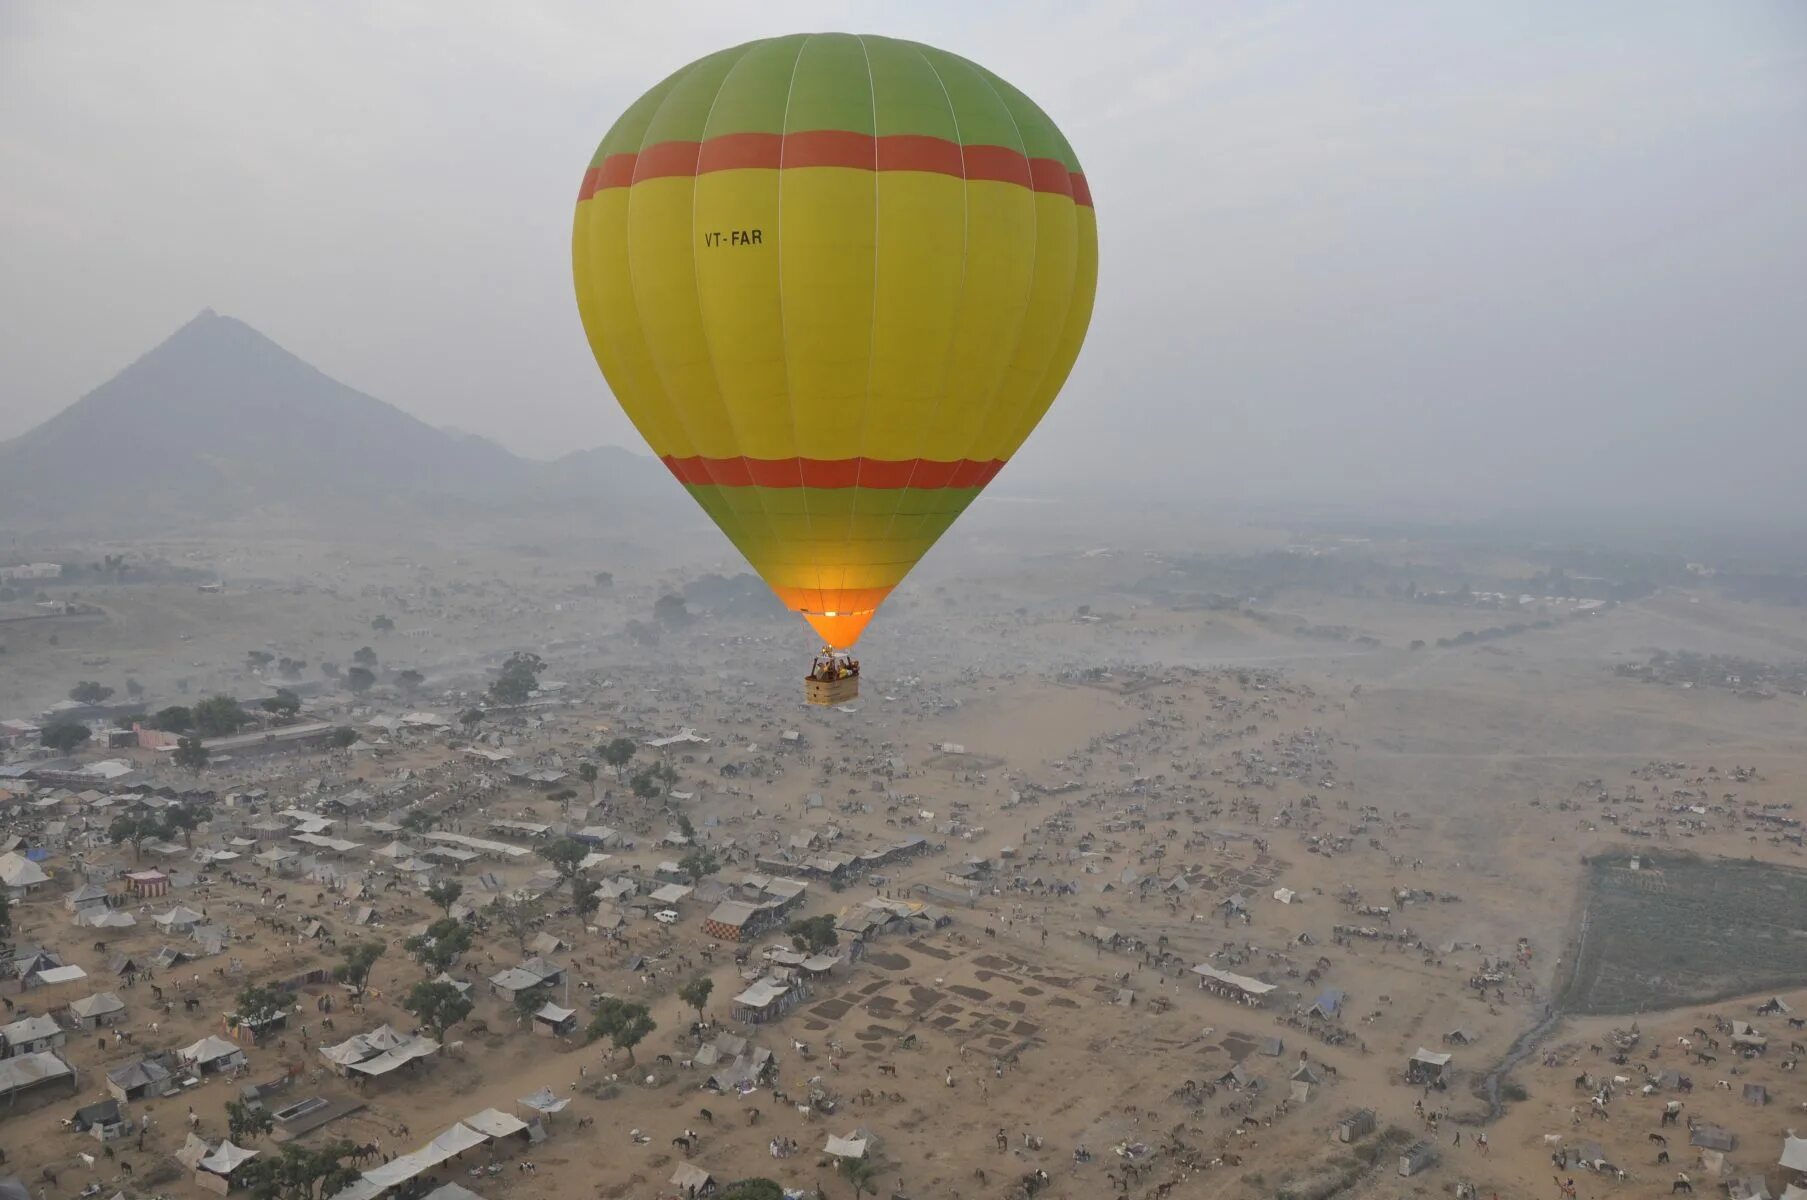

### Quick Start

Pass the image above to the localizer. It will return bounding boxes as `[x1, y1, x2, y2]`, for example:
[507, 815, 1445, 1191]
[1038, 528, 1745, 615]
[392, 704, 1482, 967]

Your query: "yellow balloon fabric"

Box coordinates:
[573, 33, 1097, 648]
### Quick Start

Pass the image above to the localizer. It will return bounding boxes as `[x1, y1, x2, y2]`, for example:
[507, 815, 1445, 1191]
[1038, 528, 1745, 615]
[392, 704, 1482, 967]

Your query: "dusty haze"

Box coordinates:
[2, 1, 1804, 522]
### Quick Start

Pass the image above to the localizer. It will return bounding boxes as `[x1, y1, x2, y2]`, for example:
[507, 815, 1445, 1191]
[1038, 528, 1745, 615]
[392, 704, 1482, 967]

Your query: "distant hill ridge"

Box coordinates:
[0, 309, 670, 529]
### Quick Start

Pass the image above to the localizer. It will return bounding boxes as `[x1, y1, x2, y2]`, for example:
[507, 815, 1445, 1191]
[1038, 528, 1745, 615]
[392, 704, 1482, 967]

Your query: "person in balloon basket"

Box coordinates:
[810, 648, 860, 682]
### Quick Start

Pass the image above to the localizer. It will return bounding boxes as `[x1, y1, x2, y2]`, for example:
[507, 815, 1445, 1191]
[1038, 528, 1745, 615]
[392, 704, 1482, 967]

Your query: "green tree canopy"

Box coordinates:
[163, 798, 212, 845]
[233, 983, 290, 1029]
[586, 997, 656, 1065]
[352, 645, 378, 667]
[539, 837, 588, 896]
[424, 879, 463, 916]
[238, 1139, 358, 1200]
[226, 1097, 274, 1143]
[150, 704, 194, 732]
[403, 979, 474, 1043]
[394, 668, 424, 695]
[653, 592, 690, 626]
[787, 914, 839, 955]
[69, 680, 114, 704]
[573, 876, 601, 918]
[327, 726, 359, 748]
[108, 811, 168, 861]
[493, 894, 545, 954]
[403, 916, 471, 974]
[371, 615, 395, 633]
[488, 650, 545, 705]
[677, 975, 714, 1020]
[332, 941, 384, 998]
[41, 720, 92, 753]
[193, 694, 249, 738]
[173, 736, 209, 773]
[678, 847, 719, 883]
[261, 689, 301, 720]
[600, 736, 637, 768]
[345, 666, 376, 694]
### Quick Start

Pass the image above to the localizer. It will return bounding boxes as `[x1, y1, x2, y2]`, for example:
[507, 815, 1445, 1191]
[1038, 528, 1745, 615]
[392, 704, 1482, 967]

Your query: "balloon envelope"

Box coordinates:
[573, 33, 1097, 648]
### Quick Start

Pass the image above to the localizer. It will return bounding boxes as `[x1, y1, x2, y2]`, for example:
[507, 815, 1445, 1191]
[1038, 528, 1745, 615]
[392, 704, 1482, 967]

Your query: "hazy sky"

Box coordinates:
[3, 2, 1804, 518]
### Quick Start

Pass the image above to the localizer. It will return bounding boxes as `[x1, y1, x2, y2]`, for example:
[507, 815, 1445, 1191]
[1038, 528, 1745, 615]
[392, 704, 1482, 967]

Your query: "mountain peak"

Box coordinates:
[0, 311, 675, 532]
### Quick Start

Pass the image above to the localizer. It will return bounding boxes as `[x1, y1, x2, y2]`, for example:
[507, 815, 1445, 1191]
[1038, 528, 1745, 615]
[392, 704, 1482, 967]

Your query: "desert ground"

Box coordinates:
[3, 507, 1805, 1200]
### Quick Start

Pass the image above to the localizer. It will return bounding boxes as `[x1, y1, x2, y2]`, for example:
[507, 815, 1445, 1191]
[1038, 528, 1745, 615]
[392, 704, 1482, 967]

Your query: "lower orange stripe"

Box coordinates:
[664, 455, 1004, 489]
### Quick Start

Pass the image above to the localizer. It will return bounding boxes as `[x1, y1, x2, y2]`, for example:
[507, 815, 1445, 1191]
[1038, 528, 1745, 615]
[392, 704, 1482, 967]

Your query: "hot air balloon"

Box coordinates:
[572, 33, 1097, 703]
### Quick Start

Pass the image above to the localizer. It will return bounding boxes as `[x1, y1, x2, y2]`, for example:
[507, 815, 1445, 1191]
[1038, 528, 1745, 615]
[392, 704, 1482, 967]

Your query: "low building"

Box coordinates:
[0, 1051, 76, 1110]
[106, 1057, 176, 1102]
[67, 992, 127, 1030]
[702, 900, 776, 943]
[0, 1014, 66, 1058]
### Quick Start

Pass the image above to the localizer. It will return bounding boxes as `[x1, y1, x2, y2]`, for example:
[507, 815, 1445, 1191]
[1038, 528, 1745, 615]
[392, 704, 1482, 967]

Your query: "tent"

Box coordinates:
[517, 1087, 570, 1115]
[824, 1131, 872, 1160]
[181, 1035, 247, 1073]
[669, 1162, 713, 1195]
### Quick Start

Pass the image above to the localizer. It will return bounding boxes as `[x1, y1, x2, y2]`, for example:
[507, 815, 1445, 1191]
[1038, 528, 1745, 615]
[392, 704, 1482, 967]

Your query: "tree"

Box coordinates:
[246, 650, 275, 672]
[403, 979, 473, 1043]
[277, 656, 306, 681]
[352, 645, 378, 668]
[424, 879, 463, 916]
[69, 681, 114, 704]
[539, 837, 588, 899]
[371, 614, 395, 633]
[592, 571, 613, 589]
[261, 689, 301, 721]
[164, 799, 212, 847]
[677, 975, 714, 1022]
[676, 813, 697, 840]
[394, 668, 424, 696]
[170, 737, 207, 773]
[345, 666, 376, 694]
[0, 892, 12, 939]
[193, 694, 249, 737]
[327, 726, 358, 749]
[488, 650, 545, 706]
[653, 592, 690, 627]
[332, 941, 384, 1000]
[124, 677, 144, 700]
[787, 914, 838, 955]
[233, 983, 290, 1030]
[151, 704, 194, 732]
[586, 997, 655, 1065]
[630, 771, 661, 803]
[41, 721, 92, 753]
[238, 1140, 359, 1200]
[511, 989, 544, 1027]
[721, 1182, 784, 1200]
[458, 707, 484, 729]
[601, 737, 637, 769]
[839, 1156, 878, 1197]
[320, 661, 341, 681]
[678, 847, 719, 883]
[572, 877, 601, 918]
[403, 917, 471, 974]
[577, 761, 598, 801]
[109, 812, 168, 861]
[631, 759, 678, 803]
[493, 894, 545, 954]
[226, 1097, 274, 1143]
[399, 808, 436, 836]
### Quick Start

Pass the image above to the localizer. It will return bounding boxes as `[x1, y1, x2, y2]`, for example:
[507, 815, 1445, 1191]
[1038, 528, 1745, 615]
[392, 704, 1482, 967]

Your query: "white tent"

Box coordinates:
[824, 1132, 872, 1159]
[0, 852, 50, 891]
[198, 1140, 259, 1176]
[517, 1087, 570, 1114]
[1780, 1134, 1807, 1173]
[462, 1108, 528, 1138]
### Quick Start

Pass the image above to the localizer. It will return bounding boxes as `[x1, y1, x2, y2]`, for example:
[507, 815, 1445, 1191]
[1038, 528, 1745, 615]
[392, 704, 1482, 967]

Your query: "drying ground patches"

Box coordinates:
[1565, 853, 1807, 1014]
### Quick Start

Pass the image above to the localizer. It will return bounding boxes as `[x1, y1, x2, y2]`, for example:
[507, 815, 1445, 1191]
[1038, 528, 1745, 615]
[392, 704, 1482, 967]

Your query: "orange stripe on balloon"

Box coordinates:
[663, 455, 1004, 489]
[579, 134, 1092, 206]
